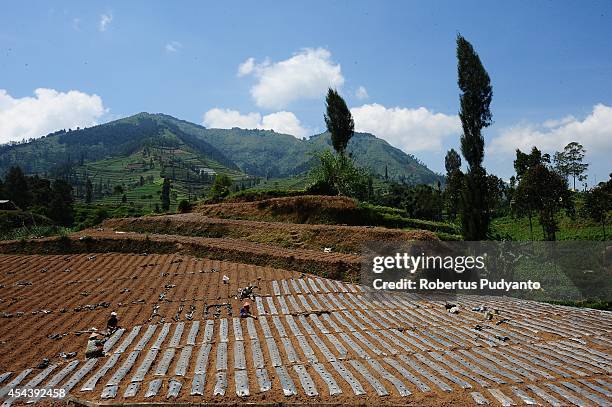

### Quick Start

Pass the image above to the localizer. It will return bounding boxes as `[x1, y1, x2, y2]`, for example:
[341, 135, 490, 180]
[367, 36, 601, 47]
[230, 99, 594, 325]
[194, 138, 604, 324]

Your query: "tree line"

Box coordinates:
[311, 34, 610, 241]
[0, 166, 74, 226]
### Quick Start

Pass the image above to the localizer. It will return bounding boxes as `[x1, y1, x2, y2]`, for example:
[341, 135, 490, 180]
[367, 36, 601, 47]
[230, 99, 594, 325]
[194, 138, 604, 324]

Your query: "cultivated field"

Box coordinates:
[101, 213, 437, 253]
[0, 228, 361, 280]
[0, 252, 611, 406]
[195, 195, 367, 224]
[0, 201, 610, 406]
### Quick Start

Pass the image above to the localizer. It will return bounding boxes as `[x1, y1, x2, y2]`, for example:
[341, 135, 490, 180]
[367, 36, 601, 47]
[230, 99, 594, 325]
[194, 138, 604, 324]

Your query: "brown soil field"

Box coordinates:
[196, 195, 368, 224]
[0, 253, 300, 373]
[101, 213, 437, 254]
[0, 229, 360, 281]
[1, 253, 611, 407]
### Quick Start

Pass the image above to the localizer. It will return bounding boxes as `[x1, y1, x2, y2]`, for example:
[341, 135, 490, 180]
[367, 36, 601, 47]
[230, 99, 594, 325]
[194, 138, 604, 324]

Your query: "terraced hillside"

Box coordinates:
[101, 213, 437, 254]
[0, 253, 611, 406]
[0, 229, 361, 280]
[73, 150, 246, 210]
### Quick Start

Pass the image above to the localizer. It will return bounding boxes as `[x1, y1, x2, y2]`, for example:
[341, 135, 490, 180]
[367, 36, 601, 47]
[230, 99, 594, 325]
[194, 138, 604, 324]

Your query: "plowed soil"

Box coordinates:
[101, 213, 437, 254]
[1, 253, 611, 407]
[0, 253, 298, 373]
[196, 195, 367, 224]
[0, 229, 360, 281]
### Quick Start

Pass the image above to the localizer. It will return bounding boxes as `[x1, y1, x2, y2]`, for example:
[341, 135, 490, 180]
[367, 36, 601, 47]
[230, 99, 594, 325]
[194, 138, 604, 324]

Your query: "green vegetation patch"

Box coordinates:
[491, 213, 609, 241]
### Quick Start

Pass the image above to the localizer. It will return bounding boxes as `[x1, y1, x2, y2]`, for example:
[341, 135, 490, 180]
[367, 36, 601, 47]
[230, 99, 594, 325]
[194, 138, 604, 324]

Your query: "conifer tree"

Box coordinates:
[324, 88, 354, 155]
[456, 34, 493, 240]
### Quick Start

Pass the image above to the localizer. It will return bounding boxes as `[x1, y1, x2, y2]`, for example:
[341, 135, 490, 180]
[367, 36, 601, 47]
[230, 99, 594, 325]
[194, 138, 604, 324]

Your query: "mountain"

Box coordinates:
[0, 113, 238, 176]
[0, 112, 443, 186]
[155, 113, 442, 184]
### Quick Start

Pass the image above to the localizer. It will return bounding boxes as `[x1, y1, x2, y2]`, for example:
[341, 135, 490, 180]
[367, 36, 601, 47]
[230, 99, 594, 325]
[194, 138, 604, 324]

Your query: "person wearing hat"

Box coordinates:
[107, 311, 119, 333]
[239, 302, 257, 319]
[85, 332, 105, 359]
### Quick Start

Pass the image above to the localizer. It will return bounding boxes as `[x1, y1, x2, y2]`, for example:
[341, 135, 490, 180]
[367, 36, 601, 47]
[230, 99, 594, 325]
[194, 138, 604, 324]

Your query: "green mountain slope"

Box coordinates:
[0, 112, 442, 186]
[0, 113, 238, 175]
[310, 132, 441, 184]
[0, 113, 249, 210]
[156, 113, 442, 184]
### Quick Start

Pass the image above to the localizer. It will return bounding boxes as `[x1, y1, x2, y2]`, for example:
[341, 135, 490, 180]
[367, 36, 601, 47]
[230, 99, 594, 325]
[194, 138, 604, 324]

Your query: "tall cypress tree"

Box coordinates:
[4, 166, 31, 209]
[49, 179, 74, 226]
[161, 178, 171, 211]
[456, 34, 493, 240]
[444, 149, 462, 220]
[324, 88, 354, 155]
[85, 178, 93, 203]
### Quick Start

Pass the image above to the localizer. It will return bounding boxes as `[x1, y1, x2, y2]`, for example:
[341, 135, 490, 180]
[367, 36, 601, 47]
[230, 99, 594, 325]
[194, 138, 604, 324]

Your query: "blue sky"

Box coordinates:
[1, 1, 611, 184]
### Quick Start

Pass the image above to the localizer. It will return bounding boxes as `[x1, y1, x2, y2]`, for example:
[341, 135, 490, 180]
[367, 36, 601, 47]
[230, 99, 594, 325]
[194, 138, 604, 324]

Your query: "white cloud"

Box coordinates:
[165, 41, 183, 53]
[0, 88, 107, 144]
[350, 103, 460, 152]
[203, 108, 308, 138]
[542, 115, 575, 129]
[203, 108, 261, 129]
[355, 86, 369, 100]
[489, 104, 612, 156]
[260, 112, 309, 138]
[99, 13, 112, 31]
[237, 57, 255, 77]
[239, 48, 344, 109]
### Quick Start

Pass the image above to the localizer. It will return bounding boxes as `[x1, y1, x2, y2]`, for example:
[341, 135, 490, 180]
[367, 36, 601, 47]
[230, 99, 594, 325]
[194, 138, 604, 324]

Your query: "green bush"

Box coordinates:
[0, 225, 66, 241]
[210, 174, 233, 201]
[177, 200, 192, 213]
[306, 150, 370, 200]
[73, 203, 147, 230]
[0, 210, 54, 234]
[357, 203, 460, 234]
[359, 203, 408, 217]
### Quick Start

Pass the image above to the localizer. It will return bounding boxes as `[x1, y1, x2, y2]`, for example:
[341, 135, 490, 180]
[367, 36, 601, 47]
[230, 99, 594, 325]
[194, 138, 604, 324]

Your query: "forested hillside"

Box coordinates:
[0, 112, 443, 209]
